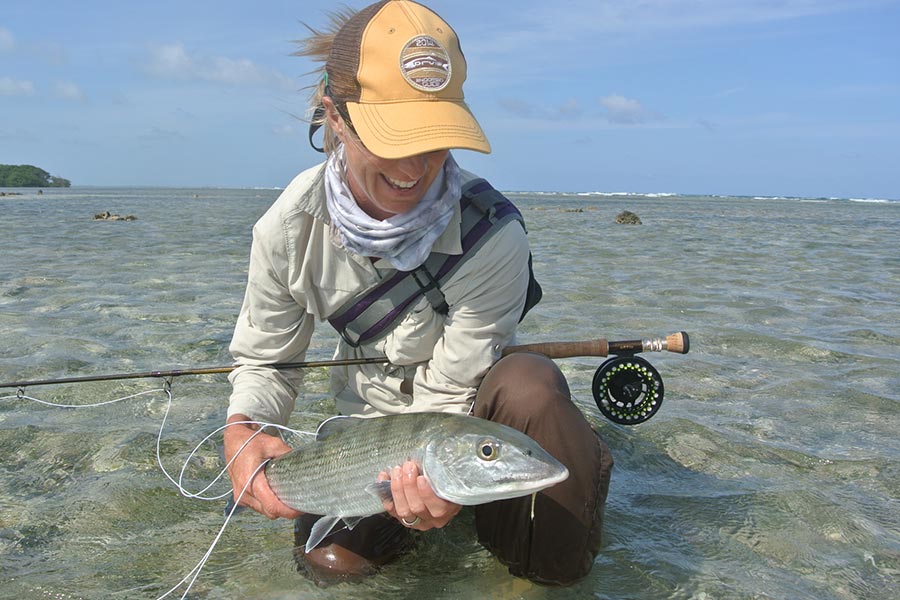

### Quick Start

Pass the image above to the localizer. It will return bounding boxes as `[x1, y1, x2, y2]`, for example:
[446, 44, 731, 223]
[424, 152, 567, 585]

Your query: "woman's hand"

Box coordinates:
[223, 413, 302, 520]
[379, 460, 461, 530]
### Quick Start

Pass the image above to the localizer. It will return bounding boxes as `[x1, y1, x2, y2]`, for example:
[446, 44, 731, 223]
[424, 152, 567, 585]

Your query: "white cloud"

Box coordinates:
[599, 95, 661, 124]
[712, 86, 746, 99]
[54, 81, 86, 102]
[469, 0, 890, 69]
[144, 43, 294, 90]
[0, 77, 35, 96]
[499, 98, 537, 118]
[0, 28, 66, 63]
[0, 127, 38, 143]
[516, 0, 888, 36]
[466, 0, 888, 102]
[207, 55, 275, 86]
[498, 98, 585, 120]
[139, 126, 187, 143]
[0, 27, 14, 53]
[272, 123, 299, 136]
[145, 43, 194, 79]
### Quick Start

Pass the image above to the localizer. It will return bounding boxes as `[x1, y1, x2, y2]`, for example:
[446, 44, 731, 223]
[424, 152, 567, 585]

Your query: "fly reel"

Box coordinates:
[494, 331, 690, 425]
[582, 331, 689, 424]
[592, 355, 664, 424]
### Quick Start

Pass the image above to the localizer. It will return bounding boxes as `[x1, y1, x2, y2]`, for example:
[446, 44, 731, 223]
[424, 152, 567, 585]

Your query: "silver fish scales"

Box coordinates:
[265, 412, 568, 551]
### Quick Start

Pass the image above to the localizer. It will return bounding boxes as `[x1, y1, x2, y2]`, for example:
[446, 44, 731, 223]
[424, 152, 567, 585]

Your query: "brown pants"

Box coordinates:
[295, 353, 613, 585]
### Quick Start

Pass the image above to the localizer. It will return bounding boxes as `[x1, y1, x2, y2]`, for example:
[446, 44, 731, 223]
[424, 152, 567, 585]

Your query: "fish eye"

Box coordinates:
[477, 439, 501, 461]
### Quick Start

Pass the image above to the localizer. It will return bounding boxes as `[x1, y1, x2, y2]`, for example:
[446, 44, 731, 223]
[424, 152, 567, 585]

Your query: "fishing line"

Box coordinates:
[4, 387, 162, 408]
[2, 380, 316, 598]
[154, 459, 270, 600]
[3, 380, 312, 501]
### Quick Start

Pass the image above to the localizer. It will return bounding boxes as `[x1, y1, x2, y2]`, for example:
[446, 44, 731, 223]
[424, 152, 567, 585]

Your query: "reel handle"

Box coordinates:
[504, 331, 689, 359]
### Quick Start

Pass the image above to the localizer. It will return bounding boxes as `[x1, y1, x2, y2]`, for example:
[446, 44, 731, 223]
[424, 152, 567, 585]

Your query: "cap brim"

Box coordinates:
[347, 100, 491, 159]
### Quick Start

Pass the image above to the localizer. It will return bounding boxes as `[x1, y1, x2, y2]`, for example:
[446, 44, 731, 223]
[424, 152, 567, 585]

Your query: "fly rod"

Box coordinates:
[1, 332, 690, 425]
[0, 357, 390, 389]
[0, 332, 688, 389]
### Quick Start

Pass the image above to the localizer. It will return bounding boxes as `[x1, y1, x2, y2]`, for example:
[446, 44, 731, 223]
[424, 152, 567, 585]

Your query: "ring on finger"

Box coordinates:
[401, 515, 421, 527]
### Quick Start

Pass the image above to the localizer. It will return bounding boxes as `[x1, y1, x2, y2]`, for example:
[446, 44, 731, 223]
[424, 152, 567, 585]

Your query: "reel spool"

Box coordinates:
[592, 355, 664, 425]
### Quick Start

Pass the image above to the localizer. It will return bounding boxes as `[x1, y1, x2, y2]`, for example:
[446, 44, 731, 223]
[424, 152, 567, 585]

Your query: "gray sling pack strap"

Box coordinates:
[328, 179, 542, 347]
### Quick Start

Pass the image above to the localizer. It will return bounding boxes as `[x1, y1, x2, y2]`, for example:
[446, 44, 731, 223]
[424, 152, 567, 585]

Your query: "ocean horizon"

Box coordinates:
[3, 184, 898, 204]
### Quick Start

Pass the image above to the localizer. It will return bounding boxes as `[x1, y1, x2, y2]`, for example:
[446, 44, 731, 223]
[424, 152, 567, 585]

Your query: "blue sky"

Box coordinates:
[2, 0, 898, 198]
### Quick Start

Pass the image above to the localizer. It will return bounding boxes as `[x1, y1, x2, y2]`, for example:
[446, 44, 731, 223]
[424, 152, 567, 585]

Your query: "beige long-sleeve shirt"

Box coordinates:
[227, 161, 530, 424]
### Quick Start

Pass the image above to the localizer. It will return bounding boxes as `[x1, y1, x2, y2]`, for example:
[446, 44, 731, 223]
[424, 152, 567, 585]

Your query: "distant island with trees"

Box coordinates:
[0, 164, 71, 187]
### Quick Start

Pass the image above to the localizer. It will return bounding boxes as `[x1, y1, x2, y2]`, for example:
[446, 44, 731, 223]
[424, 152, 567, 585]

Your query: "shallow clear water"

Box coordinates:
[1, 187, 898, 599]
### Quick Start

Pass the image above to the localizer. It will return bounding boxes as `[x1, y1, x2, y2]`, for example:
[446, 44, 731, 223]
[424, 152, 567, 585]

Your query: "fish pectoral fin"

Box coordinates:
[305, 516, 367, 552]
[364, 481, 394, 503]
[305, 516, 342, 553]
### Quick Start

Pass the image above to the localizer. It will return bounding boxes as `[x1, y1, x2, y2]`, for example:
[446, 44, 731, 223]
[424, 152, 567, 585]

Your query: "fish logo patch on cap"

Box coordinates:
[398, 35, 451, 92]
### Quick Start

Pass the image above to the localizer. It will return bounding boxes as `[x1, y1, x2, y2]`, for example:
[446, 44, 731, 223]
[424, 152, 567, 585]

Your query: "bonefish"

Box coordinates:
[265, 412, 569, 551]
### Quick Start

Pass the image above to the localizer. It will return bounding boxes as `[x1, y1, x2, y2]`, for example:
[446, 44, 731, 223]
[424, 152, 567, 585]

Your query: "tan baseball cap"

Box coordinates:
[325, 0, 491, 159]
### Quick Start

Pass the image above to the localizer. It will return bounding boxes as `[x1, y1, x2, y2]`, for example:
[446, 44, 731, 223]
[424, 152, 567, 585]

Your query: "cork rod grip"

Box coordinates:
[666, 331, 690, 354]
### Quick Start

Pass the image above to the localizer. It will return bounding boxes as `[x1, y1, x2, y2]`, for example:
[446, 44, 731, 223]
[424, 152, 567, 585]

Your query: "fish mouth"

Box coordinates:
[521, 466, 569, 487]
[467, 466, 570, 502]
[496, 468, 568, 486]
[437, 470, 569, 505]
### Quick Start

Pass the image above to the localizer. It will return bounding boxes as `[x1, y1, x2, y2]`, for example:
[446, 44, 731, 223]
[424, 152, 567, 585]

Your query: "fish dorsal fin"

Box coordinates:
[315, 415, 361, 441]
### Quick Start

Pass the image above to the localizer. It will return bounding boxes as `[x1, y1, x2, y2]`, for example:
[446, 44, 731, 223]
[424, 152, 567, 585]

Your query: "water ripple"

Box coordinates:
[1, 189, 898, 599]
